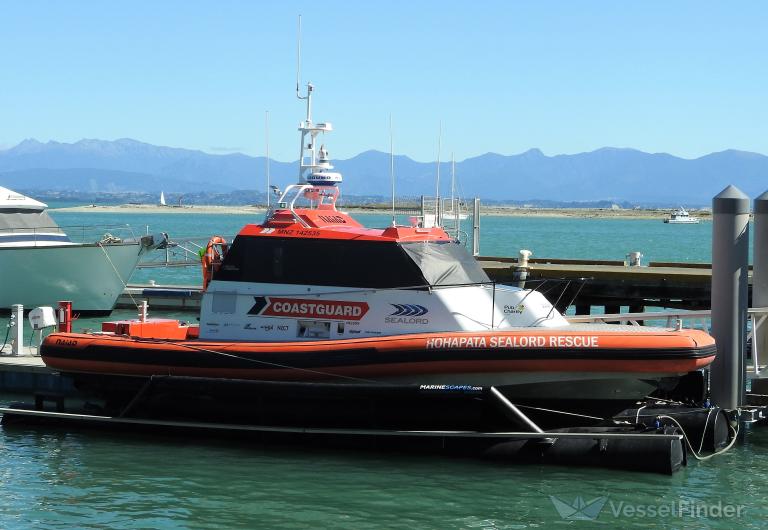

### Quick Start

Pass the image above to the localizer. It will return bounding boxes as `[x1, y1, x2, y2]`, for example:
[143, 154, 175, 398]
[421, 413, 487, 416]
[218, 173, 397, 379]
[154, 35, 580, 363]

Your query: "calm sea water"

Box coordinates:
[0, 208, 764, 529]
[50, 208, 726, 286]
[1, 419, 766, 529]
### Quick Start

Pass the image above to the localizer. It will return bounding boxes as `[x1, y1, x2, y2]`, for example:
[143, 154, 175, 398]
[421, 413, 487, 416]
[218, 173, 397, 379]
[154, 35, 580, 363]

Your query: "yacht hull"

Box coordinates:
[0, 243, 143, 312]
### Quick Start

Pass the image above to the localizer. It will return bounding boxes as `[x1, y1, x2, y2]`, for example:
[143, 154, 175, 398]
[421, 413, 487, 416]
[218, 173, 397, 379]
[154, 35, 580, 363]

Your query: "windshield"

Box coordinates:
[0, 209, 65, 233]
[400, 241, 490, 286]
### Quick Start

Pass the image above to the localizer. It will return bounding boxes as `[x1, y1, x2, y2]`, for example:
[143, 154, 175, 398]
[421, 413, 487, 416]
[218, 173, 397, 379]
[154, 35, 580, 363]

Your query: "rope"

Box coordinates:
[0, 319, 10, 354]
[643, 395, 687, 405]
[515, 403, 605, 421]
[130, 336, 383, 385]
[697, 407, 715, 454]
[97, 241, 140, 309]
[613, 408, 719, 420]
[656, 413, 740, 461]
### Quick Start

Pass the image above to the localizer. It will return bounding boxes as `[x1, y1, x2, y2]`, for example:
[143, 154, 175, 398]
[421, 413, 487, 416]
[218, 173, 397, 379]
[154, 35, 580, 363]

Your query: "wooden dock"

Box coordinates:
[0, 347, 48, 373]
[0, 346, 62, 393]
[119, 257, 724, 313]
[477, 256, 721, 312]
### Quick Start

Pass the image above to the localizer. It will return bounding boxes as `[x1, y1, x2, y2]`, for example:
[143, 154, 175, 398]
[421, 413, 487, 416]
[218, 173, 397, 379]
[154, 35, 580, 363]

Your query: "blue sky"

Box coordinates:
[1, 1, 765, 162]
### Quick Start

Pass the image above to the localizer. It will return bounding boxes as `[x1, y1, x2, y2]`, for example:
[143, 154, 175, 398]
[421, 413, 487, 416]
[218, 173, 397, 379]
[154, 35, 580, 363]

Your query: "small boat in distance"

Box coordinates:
[159, 191, 167, 206]
[664, 207, 700, 224]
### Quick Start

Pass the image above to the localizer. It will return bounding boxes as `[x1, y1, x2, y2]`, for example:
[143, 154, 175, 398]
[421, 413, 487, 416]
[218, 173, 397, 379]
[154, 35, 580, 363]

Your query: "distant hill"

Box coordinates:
[1, 138, 767, 205]
[0, 167, 216, 193]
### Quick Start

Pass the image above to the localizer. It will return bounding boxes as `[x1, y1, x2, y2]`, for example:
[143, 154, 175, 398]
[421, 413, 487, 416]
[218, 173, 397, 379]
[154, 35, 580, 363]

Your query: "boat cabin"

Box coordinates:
[0, 186, 71, 247]
[200, 200, 567, 342]
[216, 214, 489, 290]
[199, 83, 566, 342]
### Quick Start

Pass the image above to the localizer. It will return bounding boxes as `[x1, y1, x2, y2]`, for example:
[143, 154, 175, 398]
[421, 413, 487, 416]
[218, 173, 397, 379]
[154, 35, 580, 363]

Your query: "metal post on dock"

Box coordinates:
[513, 249, 532, 288]
[710, 185, 750, 410]
[471, 198, 480, 256]
[752, 190, 768, 383]
[10, 304, 23, 356]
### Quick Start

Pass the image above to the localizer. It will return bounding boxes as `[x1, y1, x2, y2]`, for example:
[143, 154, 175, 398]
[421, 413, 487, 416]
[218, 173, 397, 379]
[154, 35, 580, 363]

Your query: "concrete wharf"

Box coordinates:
[0, 345, 60, 394]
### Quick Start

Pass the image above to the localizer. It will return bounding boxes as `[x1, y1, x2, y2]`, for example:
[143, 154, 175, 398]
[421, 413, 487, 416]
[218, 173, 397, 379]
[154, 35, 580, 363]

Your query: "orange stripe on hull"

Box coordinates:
[44, 356, 716, 381]
[43, 328, 715, 354]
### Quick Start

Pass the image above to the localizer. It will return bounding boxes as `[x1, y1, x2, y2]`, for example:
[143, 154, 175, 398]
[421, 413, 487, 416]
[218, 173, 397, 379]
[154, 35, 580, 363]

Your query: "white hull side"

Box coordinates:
[200, 282, 567, 341]
[0, 243, 143, 311]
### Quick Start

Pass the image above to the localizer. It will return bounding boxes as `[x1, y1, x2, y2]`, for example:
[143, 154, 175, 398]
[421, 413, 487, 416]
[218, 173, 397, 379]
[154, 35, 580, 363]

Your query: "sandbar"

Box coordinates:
[50, 204, 712, 220]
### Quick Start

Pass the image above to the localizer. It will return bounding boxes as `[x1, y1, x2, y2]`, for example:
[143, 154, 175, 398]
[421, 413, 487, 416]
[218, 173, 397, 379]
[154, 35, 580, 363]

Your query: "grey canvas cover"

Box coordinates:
[400, 241, 490, 286]
[0, 209, 65, 233]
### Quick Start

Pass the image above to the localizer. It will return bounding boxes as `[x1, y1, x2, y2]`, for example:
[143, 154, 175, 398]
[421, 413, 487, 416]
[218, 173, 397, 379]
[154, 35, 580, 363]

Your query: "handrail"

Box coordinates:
[568, 308, 768, 377]
[0, 223, 138, 243]
[567, 307, 768, 323]
[567, 310, 714, 324]
[138, 235, 235, 268]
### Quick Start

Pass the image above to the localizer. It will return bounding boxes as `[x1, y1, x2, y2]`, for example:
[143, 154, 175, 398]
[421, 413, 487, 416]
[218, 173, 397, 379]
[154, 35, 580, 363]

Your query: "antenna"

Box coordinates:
[295, 14, 314, 182]
[265, 110, 270, 208]
[435, 121, 442, 224]
[296, 15, 305, 100]
[451, 151, 455, 221]
[390, 114, 395, 227]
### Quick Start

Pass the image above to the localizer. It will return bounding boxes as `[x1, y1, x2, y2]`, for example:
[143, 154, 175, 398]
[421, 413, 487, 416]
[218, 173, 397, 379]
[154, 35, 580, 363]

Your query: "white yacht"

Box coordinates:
[664, 207, 700, 224]
[0, 186, 166, 313]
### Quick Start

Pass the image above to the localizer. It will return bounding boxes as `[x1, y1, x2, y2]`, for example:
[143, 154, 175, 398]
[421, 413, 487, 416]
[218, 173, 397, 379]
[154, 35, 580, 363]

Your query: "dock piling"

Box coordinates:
[513, 249, 532, 288]
[753, 191, 768, 385]
[710, 185, 750, 409]
[471, 198, 481, 256]
[10, 304, 23, 356]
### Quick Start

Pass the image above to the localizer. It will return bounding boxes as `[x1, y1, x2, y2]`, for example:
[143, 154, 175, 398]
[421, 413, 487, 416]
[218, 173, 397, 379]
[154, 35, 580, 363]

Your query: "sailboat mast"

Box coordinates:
[390, 114, 396, 227]
[451, 152, 456, 221]
[265, 110, 270, 208]
[435, 121, 442, 224]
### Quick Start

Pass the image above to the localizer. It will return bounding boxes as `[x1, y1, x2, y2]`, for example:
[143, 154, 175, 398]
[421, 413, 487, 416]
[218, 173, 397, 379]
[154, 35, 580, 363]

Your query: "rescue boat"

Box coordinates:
[40, 82, 716, 424]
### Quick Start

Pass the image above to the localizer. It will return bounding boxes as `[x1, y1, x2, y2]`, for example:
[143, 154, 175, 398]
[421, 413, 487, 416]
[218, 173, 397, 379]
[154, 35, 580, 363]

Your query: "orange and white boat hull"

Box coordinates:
[41, 327, 715, 397]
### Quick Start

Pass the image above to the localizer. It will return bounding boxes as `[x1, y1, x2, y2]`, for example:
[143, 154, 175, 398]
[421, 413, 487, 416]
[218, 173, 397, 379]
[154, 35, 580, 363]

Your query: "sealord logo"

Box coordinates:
[386, 304, 429, 324]
[389, 304, 428, 317]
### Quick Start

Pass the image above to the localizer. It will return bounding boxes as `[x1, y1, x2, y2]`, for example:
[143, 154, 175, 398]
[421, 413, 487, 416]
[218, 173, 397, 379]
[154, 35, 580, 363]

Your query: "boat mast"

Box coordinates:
[435, 121, 442, 225]
[296, 15, 312, 184]
[451, 152, 456, 222]
[265, 110, 270, 208]
[390, 114, 396, 227]
[288, 14, 340, 204]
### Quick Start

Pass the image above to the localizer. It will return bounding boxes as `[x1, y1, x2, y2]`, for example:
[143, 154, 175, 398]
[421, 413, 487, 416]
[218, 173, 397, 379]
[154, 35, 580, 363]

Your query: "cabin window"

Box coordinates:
[0, 209, 70, 242]
[211, 291, 237, 313]
[216, 236, 427, 288]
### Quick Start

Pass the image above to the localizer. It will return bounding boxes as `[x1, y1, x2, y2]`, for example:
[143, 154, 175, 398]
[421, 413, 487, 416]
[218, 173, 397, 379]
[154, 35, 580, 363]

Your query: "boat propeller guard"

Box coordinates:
[201, 235, 228, 290]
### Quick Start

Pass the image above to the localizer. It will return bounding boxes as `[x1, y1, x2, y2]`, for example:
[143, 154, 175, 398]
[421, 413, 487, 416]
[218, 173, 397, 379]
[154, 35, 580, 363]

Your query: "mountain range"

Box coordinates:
[2, 138, 767, 205]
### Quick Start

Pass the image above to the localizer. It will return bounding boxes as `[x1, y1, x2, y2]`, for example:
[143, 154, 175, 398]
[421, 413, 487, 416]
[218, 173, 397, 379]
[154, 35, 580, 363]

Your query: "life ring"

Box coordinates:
[201, 236, 228, 290]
